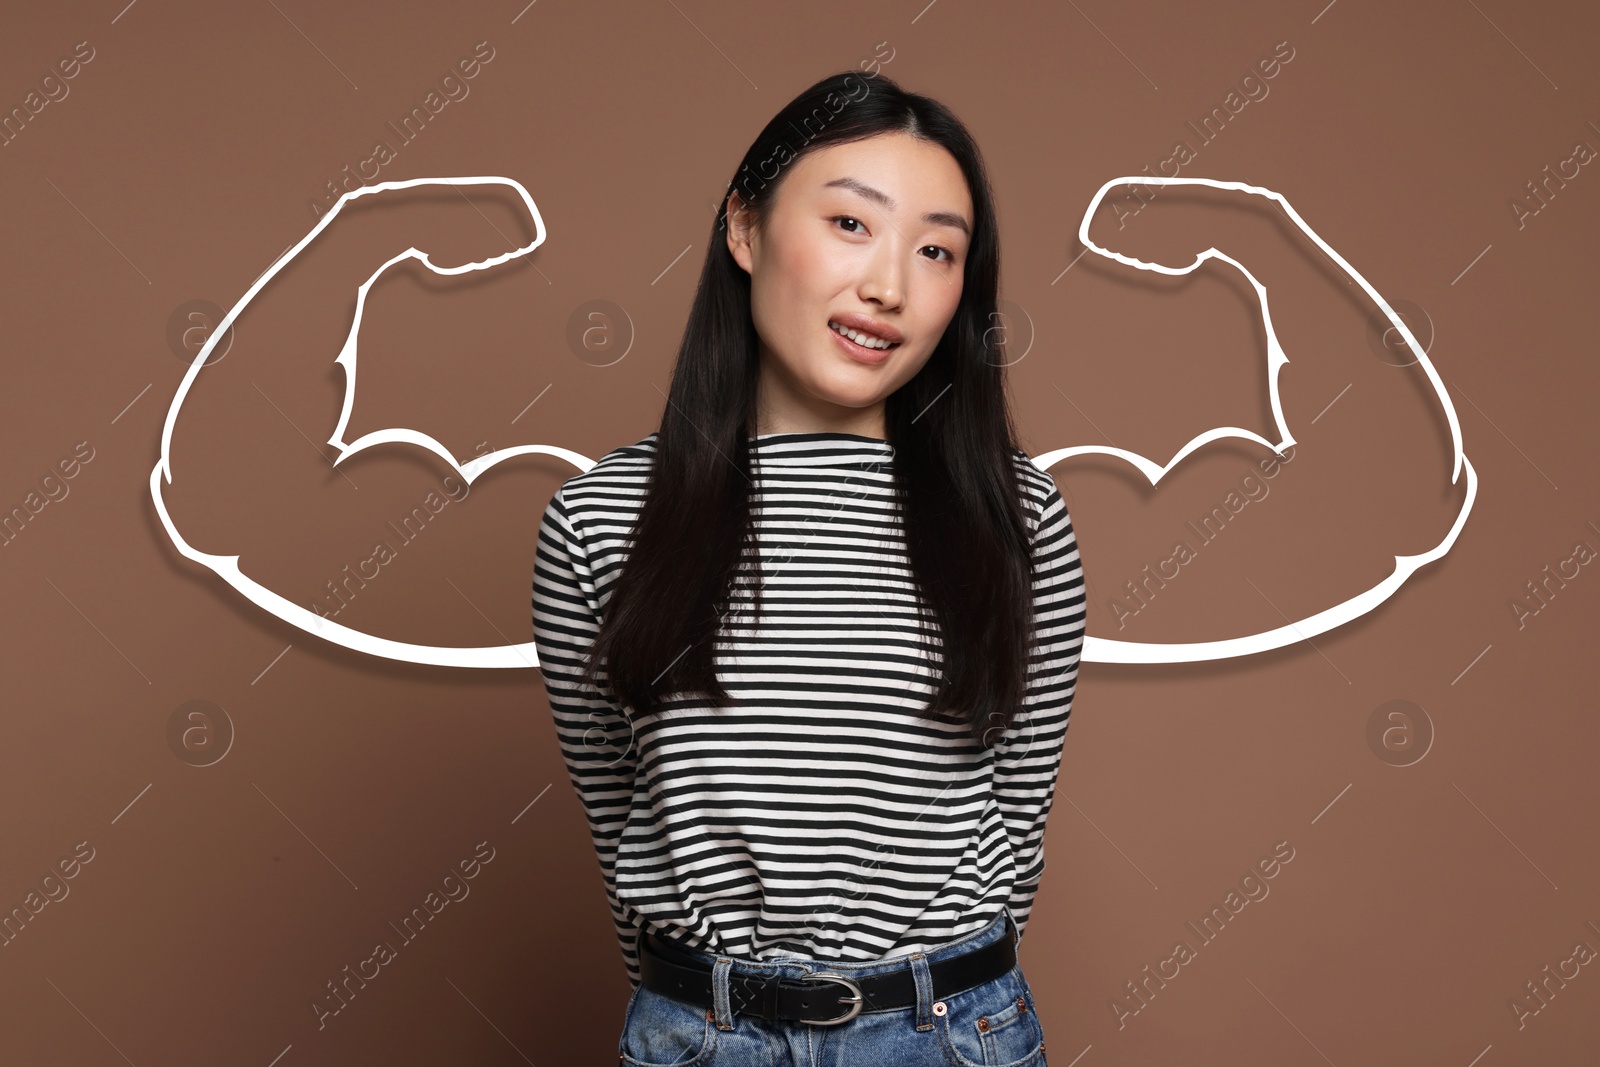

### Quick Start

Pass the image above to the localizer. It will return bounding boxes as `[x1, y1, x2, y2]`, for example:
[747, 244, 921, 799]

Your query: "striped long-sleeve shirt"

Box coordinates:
[531, 431, 1086, 989]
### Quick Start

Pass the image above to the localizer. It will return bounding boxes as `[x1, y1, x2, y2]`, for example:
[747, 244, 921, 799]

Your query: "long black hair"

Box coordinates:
[578, 69, 1036, 746]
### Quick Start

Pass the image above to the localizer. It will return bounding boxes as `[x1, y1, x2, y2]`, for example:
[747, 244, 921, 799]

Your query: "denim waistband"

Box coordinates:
[639, 907, 1016, 982]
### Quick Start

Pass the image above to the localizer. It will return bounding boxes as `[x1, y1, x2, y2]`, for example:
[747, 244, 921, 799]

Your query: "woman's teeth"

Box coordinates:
[829, 321, 898, 350]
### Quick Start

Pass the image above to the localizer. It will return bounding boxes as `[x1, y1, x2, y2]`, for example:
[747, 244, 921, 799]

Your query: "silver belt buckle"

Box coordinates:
[797, 970, 864, 1025]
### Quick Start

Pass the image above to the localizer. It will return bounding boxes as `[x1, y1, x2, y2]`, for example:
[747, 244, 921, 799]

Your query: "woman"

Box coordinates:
[532, 69, 1085, 1066]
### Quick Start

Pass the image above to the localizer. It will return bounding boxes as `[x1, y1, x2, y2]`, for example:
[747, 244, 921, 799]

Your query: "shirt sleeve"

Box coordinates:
[991, 474, 1086, 939]
[531, 485, 644, 989]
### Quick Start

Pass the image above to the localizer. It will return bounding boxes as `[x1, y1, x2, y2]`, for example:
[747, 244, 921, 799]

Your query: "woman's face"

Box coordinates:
[725, 131, 974, 438]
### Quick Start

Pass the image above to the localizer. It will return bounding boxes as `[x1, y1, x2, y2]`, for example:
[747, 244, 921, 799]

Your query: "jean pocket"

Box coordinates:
[933, 965, 1047, 1067]
[619, 984, 720, 1067]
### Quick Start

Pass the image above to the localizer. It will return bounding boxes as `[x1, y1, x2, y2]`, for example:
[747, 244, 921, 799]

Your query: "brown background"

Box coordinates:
[2, 0, 1597, 1063]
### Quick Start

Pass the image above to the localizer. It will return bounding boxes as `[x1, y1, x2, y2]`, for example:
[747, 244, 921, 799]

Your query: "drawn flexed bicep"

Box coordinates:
[1041, 177, 1476, 664]
[152, 178, 586, 668]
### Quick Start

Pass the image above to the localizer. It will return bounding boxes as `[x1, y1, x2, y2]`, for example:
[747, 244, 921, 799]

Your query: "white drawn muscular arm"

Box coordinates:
[1053, 177, 1476, 664]
[151, 178, 580, 668]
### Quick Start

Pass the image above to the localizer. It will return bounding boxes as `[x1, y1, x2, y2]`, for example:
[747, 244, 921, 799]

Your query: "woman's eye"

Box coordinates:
[832, 216, 954, 264]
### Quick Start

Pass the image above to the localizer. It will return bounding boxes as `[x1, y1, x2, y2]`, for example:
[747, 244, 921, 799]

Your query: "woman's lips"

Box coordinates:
[828, 321, 898, 365]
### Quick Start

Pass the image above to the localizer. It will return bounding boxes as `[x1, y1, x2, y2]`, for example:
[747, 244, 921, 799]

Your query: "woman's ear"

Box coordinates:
[724, 193, 755, 275]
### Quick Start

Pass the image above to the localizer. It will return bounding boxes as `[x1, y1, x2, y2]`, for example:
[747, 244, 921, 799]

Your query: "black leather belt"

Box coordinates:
[637, 914, 1017, 1026]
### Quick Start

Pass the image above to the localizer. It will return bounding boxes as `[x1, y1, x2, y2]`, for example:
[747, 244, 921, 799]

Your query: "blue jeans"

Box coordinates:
[618, 908, 1048, 1066]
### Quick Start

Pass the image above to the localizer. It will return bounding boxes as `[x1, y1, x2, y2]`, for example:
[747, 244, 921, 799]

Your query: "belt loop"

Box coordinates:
[908, 952, 935, 1032]
[711, 956, 735, 1031]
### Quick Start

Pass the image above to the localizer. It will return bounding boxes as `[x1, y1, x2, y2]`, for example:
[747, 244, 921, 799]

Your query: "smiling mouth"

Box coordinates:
[828, 320, 902, 351]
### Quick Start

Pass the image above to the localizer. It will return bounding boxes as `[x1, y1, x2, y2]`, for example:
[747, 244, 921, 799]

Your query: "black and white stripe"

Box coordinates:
[532, 431, 1086, 989]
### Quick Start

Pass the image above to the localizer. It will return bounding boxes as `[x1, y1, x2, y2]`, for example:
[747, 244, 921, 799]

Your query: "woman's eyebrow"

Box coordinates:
[823, 176, 971, 237]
